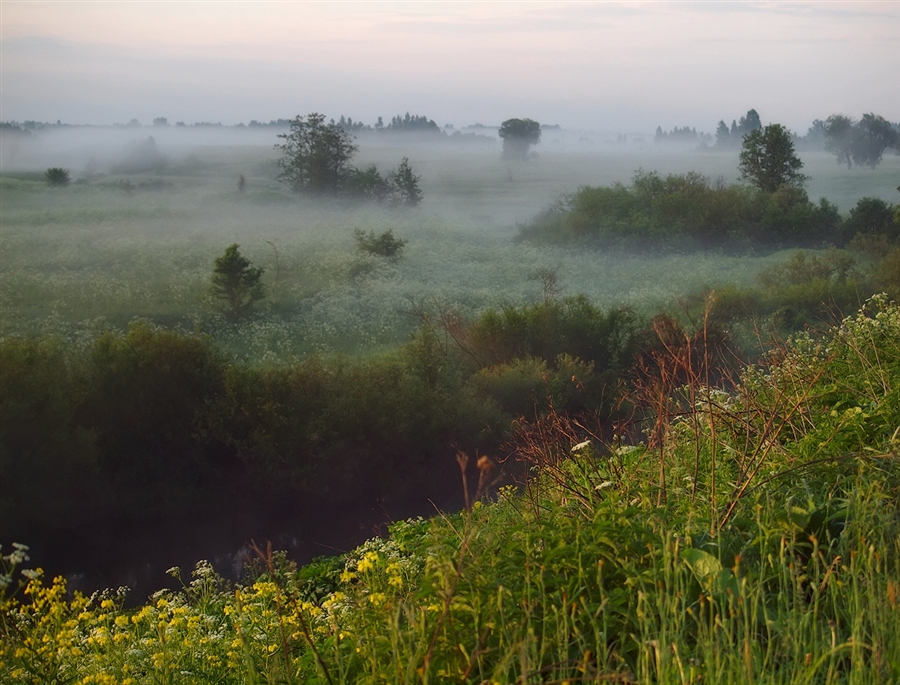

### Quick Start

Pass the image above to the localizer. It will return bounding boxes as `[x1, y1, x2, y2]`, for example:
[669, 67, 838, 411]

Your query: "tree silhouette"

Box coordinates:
[499, 118, 541, 161]
[211, 244, 265, 320]
[738, 124, 806, 193]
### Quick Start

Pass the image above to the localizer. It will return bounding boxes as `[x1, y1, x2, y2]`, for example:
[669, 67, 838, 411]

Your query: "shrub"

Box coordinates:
[211, 244, 266, 320]
[43, 167, 70, 186]
[353, 228, 407, 259]
[843, 196, 898, 242]
[517, 171, 840, 247]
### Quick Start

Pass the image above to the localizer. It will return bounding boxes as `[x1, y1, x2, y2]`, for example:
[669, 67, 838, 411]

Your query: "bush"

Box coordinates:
[843, 196, 898, 242]
[43, 167, 70, 186]
[517, 171, 838, 248]
[353, 229, 407, 259]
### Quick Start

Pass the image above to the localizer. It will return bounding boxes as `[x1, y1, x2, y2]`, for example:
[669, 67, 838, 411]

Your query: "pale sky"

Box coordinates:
[1, 1, 898, 134]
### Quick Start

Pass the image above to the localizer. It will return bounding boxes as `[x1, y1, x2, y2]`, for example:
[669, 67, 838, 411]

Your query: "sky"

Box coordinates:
[1, 1, 898, 134]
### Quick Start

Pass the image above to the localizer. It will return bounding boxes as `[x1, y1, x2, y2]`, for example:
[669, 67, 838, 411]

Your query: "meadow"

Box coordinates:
[4, 130, 897, 363]
[1, 128, 899, 682]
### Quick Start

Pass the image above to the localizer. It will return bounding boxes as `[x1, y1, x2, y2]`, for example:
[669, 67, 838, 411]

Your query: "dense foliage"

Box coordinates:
[738, 123, 807, 193]
[0, 297, 640, 550]
[518, 170, 841, 248]
[3, 298, 898, 683]
[499, 118, 541, 161]
[825, 113, 899, 169]
[276, 114, 423, 205]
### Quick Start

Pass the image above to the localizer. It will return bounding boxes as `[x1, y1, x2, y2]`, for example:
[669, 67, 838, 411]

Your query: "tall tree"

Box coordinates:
[851, 113, 898, 168]
[824, 113, 898, 169]
[275, 113, 358, 194]
[389, 157, 423, 207]
[824, 114, 856, 169]
[499, 118, 541, 161]
[715, 120, 732, 148]
[738, 124, 807, 193]
[737, 109, 762, 136]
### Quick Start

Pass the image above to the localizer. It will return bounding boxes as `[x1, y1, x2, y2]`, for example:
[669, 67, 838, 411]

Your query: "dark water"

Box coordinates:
[27, 485, 466, 605]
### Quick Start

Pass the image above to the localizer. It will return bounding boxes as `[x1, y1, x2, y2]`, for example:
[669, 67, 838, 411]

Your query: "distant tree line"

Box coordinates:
[646, 109, 899, 169]
[654, 125, 712, 145]
[714, 109, 763, 148]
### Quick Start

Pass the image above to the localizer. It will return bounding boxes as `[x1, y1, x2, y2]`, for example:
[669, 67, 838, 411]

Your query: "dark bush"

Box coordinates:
[518, 171, 842, 248]
[79, 323, 228, 519]
[843, 197, 898, 242]
[353, 229, 407, 259]
[44, 167, 70, 186]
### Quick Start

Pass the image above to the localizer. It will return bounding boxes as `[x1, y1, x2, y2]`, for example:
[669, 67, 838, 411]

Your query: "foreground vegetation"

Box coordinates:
[2, 296, 899, 683]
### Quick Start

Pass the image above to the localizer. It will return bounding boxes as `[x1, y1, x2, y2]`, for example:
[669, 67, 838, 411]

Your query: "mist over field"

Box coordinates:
[2, 2, 900, 679]
[2, 118, 898, 586]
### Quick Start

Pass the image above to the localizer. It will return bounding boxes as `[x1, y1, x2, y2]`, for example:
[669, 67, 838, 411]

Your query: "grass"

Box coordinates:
[2, 297, 898, 683]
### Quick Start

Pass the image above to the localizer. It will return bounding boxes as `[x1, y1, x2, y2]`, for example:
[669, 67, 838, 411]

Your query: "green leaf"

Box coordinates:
[681, 548, 723, 586]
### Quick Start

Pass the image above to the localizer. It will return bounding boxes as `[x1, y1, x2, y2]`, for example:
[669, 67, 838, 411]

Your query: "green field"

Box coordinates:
[4, 134, 897, 362]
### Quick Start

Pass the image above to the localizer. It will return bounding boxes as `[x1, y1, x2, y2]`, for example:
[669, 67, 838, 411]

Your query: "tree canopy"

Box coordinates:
[738, 124, 806, 193]
[499, 118, 541, 160]
[715, 109, 762, 148]
[275, 113, 358, 194]
[825, 113, 899, 169]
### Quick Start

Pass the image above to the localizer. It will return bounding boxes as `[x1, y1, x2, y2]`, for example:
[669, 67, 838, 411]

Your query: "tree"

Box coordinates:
[211, 244, 265, 320]
[346, 166, 391, 202]
[844, 197, 898, 241]
[499, 118, 541, 160]
[738, 124, 806, 193]
[715, 120, 732, 148]
[736, 109, 761, 136]
[825, 113, 899, 169]
[715, 110, 761, 149]
[851, 113, 898, 168]
[389, 157, 423, 207]
[824, 114, 856, 169]
[275, 112, 358, 194]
